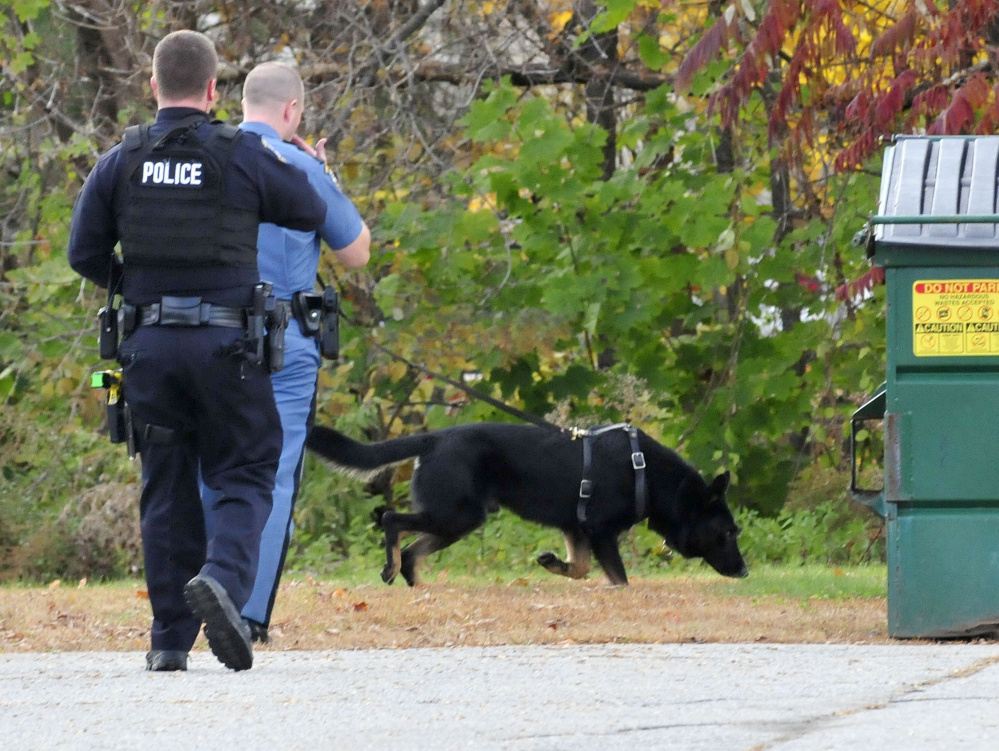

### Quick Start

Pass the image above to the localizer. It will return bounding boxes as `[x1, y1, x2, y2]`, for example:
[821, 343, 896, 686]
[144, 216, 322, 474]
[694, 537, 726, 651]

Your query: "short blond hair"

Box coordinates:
[152, 30, 218, 100]
[243, 62, 304, 108]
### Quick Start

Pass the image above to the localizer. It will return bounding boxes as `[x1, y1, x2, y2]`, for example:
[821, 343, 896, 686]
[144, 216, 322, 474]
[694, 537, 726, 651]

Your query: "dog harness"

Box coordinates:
[572, 423, 647, 526]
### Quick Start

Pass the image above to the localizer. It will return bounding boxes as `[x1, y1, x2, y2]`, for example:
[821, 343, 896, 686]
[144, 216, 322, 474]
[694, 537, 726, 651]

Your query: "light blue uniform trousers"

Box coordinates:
[202, 320, 319, 625]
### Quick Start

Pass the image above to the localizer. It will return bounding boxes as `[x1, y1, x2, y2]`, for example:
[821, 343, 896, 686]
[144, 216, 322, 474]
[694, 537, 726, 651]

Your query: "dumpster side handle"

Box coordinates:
[850, 384, 887, 518]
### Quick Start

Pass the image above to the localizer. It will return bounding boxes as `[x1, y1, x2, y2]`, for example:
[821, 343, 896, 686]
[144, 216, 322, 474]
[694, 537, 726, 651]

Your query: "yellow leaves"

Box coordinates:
[549, 10, 573, 36]
[39, 377, 76, 399]
[725, 247, 741, 272]
[273, 31, 291, 54]
[386, 359, 410, 382]
[467, 192, 497, 213]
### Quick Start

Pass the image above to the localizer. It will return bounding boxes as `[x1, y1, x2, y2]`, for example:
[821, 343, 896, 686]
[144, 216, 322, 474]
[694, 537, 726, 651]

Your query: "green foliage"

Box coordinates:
[286, 455, 386, 577]
[734, 504, 878, 567]
[360, 79, 886, 517]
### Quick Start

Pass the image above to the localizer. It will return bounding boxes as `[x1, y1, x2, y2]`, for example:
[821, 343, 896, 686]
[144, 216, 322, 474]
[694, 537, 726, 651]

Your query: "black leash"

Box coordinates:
[317, 271, 566, 434]
[367, 340, 566, 434]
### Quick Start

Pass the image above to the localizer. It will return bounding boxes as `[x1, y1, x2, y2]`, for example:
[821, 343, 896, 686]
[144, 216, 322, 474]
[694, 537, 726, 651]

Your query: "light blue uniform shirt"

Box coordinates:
[239, 121, 363, 299]
[205, 123, 365, 627]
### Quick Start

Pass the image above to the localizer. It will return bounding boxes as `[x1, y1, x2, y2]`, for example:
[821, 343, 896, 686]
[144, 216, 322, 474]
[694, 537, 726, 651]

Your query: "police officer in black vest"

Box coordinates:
[68, 30, 327, 672]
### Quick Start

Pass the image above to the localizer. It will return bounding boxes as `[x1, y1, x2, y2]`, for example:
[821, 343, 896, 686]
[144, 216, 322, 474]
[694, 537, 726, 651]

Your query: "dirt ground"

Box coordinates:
[0, 575, 893, 653]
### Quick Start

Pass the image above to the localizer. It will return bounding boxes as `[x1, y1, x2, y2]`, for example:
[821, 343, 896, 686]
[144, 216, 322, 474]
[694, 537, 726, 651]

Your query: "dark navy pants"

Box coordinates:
[119, 325, 282, 652]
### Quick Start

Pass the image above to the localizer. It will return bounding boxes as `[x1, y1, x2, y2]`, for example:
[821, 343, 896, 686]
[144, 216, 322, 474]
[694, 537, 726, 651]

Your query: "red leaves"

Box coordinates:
[795, 273, 820, 293]
[834, 131, 877, 173]
[844, 91, 869, 122]
[870, 10, 917, 59]
[675, 18, 729, 92]
[928, 74, 991, 135]
[814, 0, 855, 57]
[910, 85, 950, 121]
[962, 73, 993, 110]
[929, 96, 975, 136]
[675, 0, 999, 173]
[835, 265, 885, 302]
[873, 70, 916, 130]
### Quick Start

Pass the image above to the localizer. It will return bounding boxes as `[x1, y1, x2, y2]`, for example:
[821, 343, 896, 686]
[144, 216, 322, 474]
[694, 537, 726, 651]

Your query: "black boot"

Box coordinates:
[245, 619, 269, 644]
[145, 650, 188, 671]
[184, 574, 253, 671]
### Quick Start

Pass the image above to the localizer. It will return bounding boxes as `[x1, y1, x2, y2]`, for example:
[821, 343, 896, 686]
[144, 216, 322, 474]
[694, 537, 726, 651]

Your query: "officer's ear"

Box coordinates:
[206, 78, 218, 109]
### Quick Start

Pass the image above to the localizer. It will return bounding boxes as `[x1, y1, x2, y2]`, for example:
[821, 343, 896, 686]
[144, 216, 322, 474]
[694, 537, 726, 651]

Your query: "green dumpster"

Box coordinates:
[851, 135, 999, 639]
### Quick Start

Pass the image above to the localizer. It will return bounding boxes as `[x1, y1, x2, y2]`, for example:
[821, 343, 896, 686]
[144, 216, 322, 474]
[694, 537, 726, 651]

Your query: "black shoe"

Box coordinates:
[184, 574, 253, 671]
[245, 619, 269, 644]
[145, 650, 188, 672]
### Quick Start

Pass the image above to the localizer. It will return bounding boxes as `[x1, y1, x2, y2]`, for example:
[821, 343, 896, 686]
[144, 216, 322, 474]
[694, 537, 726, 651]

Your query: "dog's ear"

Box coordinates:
[708, 470, 731, 498]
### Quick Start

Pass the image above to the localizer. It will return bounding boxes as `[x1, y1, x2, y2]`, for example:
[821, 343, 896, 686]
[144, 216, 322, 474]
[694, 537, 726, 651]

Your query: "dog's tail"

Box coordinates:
[305, 425, 437, 477]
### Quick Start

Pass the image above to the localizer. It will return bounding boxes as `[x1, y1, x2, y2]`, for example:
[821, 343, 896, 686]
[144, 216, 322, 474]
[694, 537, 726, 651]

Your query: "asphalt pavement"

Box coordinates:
[2, 643, 998, 749]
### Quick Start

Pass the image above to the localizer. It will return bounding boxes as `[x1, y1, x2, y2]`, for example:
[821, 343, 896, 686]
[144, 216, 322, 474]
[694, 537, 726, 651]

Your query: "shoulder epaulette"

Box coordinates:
[259, 137, 288, 164]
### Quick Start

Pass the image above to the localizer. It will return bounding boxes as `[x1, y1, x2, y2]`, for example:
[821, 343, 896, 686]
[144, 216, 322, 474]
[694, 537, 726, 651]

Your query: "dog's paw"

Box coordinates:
[537, 552, 568, 574]
[380, 566, 396, 585]
[401, 567, 419, 587]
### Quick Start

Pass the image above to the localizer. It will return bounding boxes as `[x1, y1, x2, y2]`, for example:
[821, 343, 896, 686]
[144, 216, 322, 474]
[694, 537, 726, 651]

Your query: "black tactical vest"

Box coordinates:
[114, 116, 259, 268]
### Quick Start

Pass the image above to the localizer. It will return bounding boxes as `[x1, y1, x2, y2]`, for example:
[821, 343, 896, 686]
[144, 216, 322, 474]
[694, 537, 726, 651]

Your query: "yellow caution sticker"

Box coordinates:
[912, 280, 999, 356]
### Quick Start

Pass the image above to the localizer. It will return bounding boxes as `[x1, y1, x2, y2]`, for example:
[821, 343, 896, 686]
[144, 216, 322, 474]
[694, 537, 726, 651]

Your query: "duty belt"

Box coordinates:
[135, 296, 246, 328]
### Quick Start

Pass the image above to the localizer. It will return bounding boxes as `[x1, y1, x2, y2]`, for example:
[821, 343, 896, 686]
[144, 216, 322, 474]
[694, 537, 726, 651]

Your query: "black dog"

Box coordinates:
[305, 422, 748, 586]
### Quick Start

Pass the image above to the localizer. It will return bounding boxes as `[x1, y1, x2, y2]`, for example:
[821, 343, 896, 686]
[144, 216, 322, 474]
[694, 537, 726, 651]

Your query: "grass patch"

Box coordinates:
[704, 564, 887, 599]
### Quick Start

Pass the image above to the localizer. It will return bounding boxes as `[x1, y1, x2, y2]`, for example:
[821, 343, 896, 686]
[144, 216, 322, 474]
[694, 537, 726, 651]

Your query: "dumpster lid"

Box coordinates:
[874, 136, 999, 248]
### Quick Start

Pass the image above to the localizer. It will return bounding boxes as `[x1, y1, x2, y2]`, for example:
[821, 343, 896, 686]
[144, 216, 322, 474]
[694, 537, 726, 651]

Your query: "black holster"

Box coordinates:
[265, 297, 288, 373]
[246, 282, 271, 368]
[106, 394, 129, 444]
[291, 287, 339, 360]
[319, 286, 339, 360]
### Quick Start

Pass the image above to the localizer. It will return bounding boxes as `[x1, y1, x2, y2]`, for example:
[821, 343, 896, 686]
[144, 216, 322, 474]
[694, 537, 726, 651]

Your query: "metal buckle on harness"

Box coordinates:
[579, 479, 593, 498]
[631, 452, 646, 470]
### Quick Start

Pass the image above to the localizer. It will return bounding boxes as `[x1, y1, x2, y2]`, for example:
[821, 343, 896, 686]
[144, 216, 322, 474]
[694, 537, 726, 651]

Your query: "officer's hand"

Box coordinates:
[291, 135, 327, 166]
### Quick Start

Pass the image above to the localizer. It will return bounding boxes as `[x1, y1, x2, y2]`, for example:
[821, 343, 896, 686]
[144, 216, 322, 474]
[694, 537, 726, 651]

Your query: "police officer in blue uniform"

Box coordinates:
[201, 62, 370, 643]
[68, 30, 327, 672]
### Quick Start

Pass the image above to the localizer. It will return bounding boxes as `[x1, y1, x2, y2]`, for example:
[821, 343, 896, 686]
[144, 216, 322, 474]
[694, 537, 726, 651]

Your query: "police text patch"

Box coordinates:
[141, 159, 203, 186]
